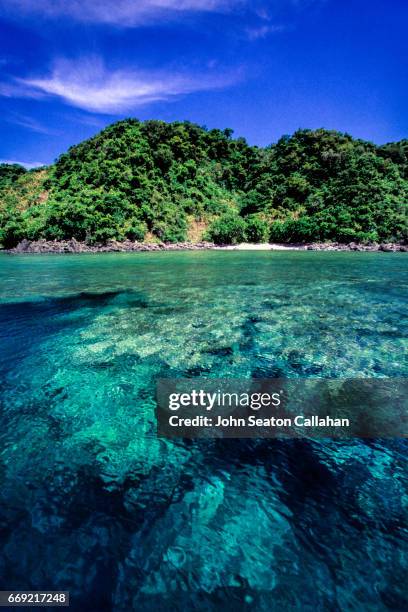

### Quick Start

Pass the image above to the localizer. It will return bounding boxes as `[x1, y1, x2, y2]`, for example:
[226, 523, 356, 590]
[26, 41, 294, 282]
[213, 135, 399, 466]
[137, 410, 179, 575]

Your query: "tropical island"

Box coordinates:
[0, 119, 407, 252]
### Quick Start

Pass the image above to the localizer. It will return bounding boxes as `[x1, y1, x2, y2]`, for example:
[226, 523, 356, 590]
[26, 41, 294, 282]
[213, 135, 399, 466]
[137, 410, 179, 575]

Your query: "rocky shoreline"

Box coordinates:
[2, 238, 407, 254]
[4, 238, 215, 254]
[306, 241, 407, 252]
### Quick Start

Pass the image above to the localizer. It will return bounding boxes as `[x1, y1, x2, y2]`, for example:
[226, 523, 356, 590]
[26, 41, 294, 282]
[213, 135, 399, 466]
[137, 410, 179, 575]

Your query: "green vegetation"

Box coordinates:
[0, 120, 407, 246]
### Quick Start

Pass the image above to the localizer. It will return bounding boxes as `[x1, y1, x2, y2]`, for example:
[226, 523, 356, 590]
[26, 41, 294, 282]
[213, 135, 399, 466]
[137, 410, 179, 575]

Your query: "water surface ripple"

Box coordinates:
[0, 252, 407, 611]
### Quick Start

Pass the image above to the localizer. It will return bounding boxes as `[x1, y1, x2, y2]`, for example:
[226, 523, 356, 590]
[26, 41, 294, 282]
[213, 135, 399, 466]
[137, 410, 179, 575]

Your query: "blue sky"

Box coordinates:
[0, 0, 407, 168]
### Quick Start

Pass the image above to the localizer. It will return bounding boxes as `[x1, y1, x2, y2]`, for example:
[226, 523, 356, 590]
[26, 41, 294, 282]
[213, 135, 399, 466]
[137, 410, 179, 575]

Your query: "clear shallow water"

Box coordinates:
[0, 251, 407, 611]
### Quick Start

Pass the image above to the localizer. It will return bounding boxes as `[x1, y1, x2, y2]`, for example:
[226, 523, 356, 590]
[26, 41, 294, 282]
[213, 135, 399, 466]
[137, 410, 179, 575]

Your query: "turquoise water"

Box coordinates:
[0, 252, 407, 611]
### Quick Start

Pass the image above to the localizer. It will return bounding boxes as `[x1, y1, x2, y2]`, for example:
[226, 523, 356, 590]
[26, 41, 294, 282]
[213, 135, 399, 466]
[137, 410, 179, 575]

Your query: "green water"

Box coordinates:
[0, 251, 407, 611]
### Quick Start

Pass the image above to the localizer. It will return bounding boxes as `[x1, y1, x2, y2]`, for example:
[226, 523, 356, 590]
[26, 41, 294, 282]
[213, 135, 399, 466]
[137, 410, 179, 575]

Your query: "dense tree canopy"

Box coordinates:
[0, 120, 406, 246]
[0, 163, 27, 190]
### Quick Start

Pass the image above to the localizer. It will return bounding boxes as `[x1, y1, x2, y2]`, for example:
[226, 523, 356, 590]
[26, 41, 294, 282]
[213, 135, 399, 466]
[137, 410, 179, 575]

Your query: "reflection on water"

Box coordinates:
[0, 252, 407, 611]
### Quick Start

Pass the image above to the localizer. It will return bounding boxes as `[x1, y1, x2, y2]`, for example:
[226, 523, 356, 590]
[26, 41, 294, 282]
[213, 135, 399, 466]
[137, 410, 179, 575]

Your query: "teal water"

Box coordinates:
[0, 252, 407, 611]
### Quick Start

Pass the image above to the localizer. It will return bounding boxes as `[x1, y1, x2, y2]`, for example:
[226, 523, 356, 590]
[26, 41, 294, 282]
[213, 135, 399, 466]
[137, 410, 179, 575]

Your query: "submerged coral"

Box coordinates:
[0, 251, 407, 611]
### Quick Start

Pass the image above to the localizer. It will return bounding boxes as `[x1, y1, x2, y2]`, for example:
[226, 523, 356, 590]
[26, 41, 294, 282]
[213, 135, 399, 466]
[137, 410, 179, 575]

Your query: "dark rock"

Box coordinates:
[379, 243, 395, 252]
[14, 239, 31, 252]
[68, 238, 84, 253]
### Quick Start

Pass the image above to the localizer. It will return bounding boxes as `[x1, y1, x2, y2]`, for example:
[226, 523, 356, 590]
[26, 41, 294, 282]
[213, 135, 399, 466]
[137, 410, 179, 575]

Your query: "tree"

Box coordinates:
[206, 212, 247, 245]
[244, 214, 269, 243]
[0, 123, 406, 246]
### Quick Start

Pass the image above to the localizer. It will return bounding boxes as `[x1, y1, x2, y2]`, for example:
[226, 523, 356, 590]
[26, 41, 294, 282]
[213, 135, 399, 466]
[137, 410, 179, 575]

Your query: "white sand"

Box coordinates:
[214, 243, 306, 251]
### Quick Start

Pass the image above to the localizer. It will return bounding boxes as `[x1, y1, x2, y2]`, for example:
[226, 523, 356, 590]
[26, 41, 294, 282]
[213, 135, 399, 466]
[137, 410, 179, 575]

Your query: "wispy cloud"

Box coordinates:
[0, 159, 46, 169]
[0, 0, 245, 26]
[0, 80, 46, 102]
[245, 24, 286, 40]
[64, 113, 107, 129]
[2, 57, 240, 114]
[5, 112, 58, 135]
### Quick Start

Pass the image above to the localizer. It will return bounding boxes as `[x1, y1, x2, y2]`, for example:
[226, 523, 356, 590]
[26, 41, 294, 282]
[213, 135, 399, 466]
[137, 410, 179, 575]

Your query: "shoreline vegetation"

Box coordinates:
[4, 238, 407, 254]
[1, 120, 407, 249]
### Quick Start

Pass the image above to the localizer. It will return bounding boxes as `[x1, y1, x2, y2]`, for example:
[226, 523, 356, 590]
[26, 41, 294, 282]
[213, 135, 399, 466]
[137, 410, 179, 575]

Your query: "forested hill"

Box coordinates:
[0, 119, 407, 247]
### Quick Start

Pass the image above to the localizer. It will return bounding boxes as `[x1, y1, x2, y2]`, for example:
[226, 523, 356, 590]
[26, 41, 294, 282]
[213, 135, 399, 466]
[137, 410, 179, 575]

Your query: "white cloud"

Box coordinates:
[0, 159, 46, 169]
[4, 57, 240, 114]
[0, 0, 244, 26]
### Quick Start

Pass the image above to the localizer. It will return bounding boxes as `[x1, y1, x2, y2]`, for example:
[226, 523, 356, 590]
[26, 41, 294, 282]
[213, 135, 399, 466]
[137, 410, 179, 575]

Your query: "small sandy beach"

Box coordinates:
[214, 243, 306, 251]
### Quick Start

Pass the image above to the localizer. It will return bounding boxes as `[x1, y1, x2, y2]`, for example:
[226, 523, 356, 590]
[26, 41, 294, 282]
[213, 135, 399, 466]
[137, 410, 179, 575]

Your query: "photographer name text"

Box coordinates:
[168, 414, 350, 428]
